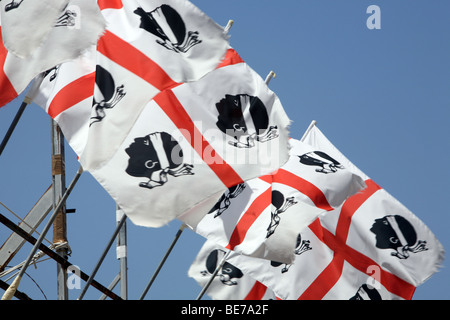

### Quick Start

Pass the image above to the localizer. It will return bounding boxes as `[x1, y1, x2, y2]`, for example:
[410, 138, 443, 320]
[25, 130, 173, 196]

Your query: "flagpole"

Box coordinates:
[1, 165, 83, 300]
[139, 224, 186, 300]
[116, 206, 128, 299]
[0, 279, 30, 300]
[0, 74, 44, 157]
[300, 120, 317, 142]
[0, 101, 27, 157]
[196, 250, 231, 300]
[224, 20, 234, 34]
[77, 214, 127, 300]
[51, 119, 69, 300]
[99, 273, 120, 300]
[265, 71, 276, 85]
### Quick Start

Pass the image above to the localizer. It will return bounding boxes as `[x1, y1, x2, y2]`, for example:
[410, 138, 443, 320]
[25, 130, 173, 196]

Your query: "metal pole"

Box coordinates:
[196, 250, 231, 300]
[99, 273, 120, 300]
[0, 101, 28, 157]
[0, 279, 31, 300]
[116, 206, 127, 299]
[77, 214, 127, 300]
[0, 211, 121, 300]
[1, 165, 83, 300]
[139, 224, 186, 300]
[300, 120, 317, 142]
[265, 70, 276, 85]
[51, 119, 69, 300]
[0, 74, 44, 157]
[224, 20, 234, 34]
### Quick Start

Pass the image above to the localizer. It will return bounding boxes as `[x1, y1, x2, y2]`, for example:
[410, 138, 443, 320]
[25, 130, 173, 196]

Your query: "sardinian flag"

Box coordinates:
[0, 0, 106, 108]
[188, 240, 278, 300]
[181, 136, 366, 264]
[224, 124, 444, 300]
[88, 61, 291, 227]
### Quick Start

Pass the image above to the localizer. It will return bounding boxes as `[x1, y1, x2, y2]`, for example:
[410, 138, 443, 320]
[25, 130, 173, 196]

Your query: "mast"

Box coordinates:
[116, 206, 128, 299]
[51, 120, 69, 300]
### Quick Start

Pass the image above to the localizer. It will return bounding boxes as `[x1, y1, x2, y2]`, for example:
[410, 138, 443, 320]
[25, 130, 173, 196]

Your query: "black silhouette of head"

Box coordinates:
[215, 94, 269, 138]
[350, 284, 382, 300]
[206, 249, 243, 285]
[134, 5, 186, 46]
[370, 215, 417, 250]
[125, 132, 183, 179]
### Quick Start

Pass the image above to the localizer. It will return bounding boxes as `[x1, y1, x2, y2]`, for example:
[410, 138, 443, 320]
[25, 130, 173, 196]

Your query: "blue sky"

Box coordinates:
[0, 0, 448, 300]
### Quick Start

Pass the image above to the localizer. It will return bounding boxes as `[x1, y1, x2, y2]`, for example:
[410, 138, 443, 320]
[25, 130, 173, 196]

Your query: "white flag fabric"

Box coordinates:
[89, 62, 291, 227]
[223, 124, 444, 300]
[0, 0, 106, 108]
[182, 137, 366, 264]
[188, 240, 277, 300]
[0, 0, 69, 58]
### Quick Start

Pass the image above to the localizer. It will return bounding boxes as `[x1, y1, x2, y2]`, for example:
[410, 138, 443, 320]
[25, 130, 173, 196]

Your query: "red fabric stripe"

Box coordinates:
[335, 179, 381, 243]
[244, 281, 268, 300]
[153, 90, 243, 188]
[97, 31, 179, 91]
[47, 72, 96, 119]
[299, 180, 415, 300]
[216, 49, 244, 69]
[225, 188, 272, 250]
[258, 174, 273, 184]
[300, 253, 345, 300]
[0, 30, 18, 107]
[299, 221, 345, 300]
[97, 0, 123, 10]
[272, 168, 333, 211]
